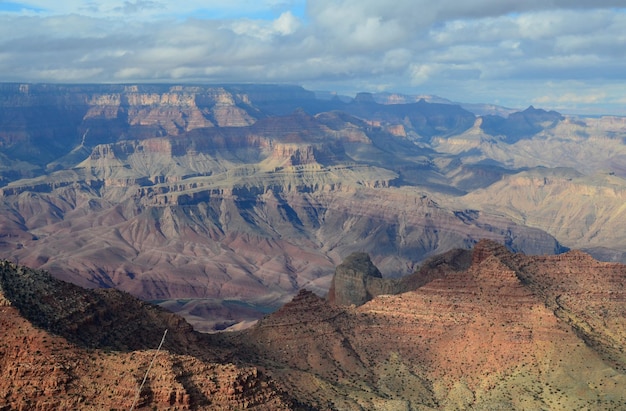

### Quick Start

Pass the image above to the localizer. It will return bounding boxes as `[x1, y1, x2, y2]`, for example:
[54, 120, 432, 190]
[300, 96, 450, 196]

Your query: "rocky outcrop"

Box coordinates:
[327, 252, 400, 305]
[269, 143, 319, 166]
[327, 243, 492, 307]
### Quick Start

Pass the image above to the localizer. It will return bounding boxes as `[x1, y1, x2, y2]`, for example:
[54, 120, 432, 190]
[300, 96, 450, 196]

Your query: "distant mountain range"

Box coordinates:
[0, 83, 625, 330]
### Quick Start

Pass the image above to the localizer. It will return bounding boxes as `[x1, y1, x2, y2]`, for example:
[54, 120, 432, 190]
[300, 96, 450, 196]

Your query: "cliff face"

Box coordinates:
[0, 83, 267, 172]
[329, 247, 474, 306]
[327, 252, 398, 306]
[0, 83, 476, 173]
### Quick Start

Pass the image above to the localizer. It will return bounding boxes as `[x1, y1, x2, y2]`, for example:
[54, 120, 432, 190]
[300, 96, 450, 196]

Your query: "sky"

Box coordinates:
[1, 1, 626, 115]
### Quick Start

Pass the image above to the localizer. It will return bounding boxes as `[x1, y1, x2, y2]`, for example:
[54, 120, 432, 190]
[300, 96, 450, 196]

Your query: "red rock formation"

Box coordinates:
[0, 261, 295, 410]
[2, 241, 626, 409]
[222, 240, 626, 410]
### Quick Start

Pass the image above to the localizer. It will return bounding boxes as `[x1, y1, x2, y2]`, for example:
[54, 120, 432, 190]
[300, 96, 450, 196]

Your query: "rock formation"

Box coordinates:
[223, 239, 626, 410]
[329, 246, 474, 307]
[327, 252, 399, 306]
[1, 240, 626, 409]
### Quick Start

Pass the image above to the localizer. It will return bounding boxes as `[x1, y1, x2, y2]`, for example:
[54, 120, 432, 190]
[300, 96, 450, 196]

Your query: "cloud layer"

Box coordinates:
[1, 0, 625, 114]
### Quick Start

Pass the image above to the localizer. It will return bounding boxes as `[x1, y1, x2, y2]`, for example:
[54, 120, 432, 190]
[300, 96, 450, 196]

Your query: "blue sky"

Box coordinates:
[1, 0, 626, 115]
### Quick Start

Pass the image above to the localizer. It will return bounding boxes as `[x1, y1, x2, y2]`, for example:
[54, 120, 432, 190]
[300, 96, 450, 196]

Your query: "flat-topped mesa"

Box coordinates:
[269, 143, 319, 166]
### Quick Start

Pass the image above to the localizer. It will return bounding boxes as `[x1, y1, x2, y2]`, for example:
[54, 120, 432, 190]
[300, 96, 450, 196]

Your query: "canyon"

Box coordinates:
[0, 83, 625, 330]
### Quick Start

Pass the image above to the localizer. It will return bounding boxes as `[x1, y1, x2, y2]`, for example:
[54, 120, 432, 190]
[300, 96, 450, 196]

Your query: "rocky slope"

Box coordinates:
[462, 167, 626, 259]
[223, 240, 626, 410]
[2, 240, 626, 410]
[0, 260, 298, 410]
[433, 113, 626, 263]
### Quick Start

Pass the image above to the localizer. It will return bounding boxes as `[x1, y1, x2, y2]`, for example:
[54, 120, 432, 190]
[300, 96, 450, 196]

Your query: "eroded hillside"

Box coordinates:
[2, 241, 624, 410]
[223, 240, 626, 410]
[0, 260, 295, 410]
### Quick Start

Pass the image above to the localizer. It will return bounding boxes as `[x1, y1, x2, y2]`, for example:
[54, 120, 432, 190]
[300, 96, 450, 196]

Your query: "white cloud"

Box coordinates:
[227, 11, 301, 40]
[409, 63, 440, 85]
[1, 1, 626, 113]
[272, 11, 299, 35]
